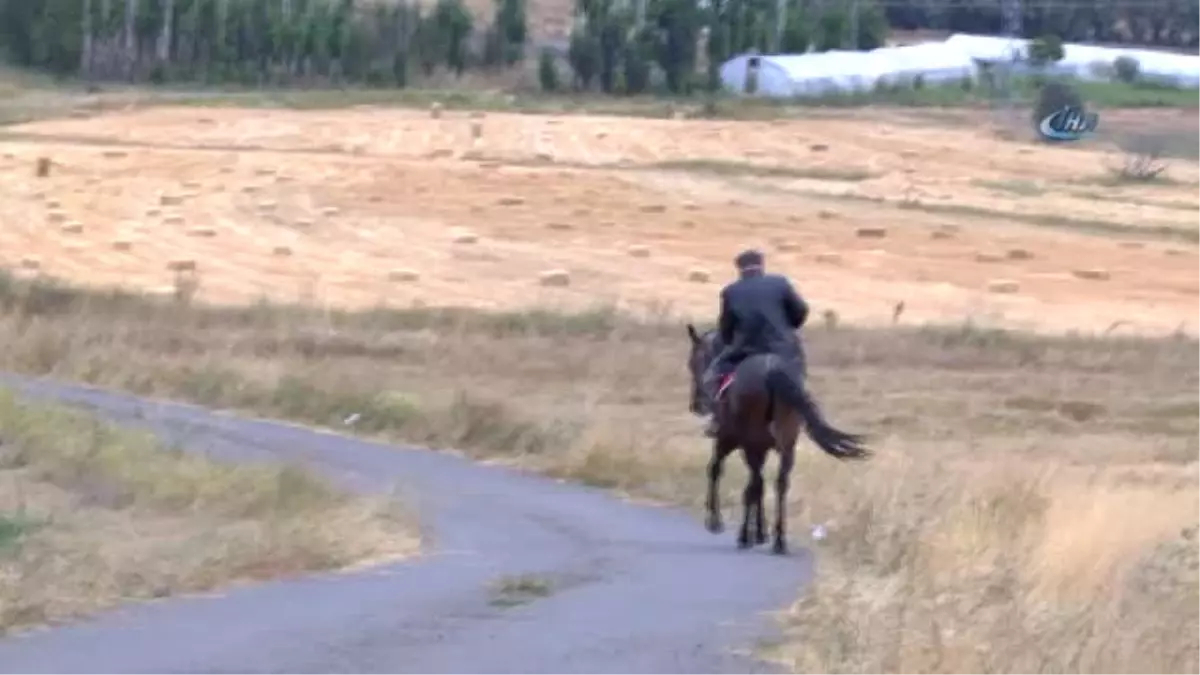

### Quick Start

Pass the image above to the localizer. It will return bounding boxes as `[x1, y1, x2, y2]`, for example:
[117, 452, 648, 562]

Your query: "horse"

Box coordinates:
[685, 323, 871, 555]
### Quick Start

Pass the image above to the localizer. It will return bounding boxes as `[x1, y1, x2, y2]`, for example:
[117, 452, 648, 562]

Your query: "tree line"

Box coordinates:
[886, 0, 1198, 50]
[0, 0, 890, 93]
[0, 0, 1194, 95]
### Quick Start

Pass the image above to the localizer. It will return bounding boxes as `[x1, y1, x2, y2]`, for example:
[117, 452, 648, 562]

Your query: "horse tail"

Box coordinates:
[765, 366, 871, 461]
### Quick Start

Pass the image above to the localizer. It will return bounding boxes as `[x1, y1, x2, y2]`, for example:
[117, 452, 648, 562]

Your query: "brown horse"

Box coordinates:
[686, 323, 871, 554]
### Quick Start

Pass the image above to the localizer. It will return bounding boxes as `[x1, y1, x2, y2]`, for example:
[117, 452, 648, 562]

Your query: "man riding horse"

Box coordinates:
[698, 248, 810, 438]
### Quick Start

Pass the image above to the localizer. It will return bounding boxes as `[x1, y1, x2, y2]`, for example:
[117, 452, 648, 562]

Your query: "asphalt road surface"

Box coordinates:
[0, 375, 810, 674]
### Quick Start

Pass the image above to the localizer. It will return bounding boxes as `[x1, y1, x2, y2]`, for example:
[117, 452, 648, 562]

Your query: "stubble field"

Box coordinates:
[0, 101, 1196, 671]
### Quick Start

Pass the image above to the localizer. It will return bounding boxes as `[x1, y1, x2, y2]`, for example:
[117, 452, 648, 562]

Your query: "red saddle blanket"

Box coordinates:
[716, 373, 735, 400]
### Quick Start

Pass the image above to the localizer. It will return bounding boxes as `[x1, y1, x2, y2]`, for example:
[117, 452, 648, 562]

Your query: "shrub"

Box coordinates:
[1113, 55, 1141, 83]
[1028, 34, 1065, 66]
[1031, 79, 1083, 137]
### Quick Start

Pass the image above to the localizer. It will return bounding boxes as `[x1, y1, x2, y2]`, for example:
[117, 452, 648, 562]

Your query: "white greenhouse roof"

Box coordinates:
[721, 32, 1200, 96]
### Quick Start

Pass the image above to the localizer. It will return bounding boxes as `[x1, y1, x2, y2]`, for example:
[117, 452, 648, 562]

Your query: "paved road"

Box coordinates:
[0, 375, 809, 674]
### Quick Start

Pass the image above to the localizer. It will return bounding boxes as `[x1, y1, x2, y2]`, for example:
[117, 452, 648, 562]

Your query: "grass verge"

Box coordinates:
[0, 384, 419, 636]
[2, 64, 1197, 131]
[0, 270, 1194, 671]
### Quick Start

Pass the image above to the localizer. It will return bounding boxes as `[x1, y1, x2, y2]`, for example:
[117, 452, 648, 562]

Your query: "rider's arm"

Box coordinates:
[718, 288, 736, 344]
[781, 279, 810, 329]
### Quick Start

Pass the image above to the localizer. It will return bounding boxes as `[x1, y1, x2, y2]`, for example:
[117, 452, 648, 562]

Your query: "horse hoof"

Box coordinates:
[755, 532, 769, 545]
[772, 541, 789, 555]
[705, 518, 724, 534]
[737, 536, 753, 549]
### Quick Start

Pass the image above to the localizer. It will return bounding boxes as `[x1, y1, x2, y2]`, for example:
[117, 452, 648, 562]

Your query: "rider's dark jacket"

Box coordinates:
[713, 271, 810, 377]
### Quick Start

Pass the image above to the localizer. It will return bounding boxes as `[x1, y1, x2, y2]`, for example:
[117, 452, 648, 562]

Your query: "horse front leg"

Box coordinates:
[706, 439, 735, 534]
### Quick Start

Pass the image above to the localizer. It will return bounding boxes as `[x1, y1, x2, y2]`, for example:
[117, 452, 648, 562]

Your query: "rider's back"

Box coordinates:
[720, 272, 808, 363]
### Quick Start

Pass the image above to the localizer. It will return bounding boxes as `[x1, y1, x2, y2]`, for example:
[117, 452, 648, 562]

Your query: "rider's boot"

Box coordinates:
[703, 414, 720, 438]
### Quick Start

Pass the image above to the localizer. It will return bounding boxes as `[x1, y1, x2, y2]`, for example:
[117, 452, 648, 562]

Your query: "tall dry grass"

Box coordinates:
[0, 270, 1195, 672]
[0, 384, 418, 636]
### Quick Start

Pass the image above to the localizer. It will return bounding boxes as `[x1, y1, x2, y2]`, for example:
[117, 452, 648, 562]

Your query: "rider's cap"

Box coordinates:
[734, 248, 765, 270]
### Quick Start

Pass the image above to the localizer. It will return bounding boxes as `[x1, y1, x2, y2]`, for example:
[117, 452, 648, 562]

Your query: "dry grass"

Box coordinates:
[0, 270, 1194, 671]
[0, 380, 419, 636]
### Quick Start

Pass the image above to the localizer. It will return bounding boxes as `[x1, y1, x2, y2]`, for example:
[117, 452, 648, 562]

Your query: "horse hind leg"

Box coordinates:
[772, 434, 798, 555]
[738, 445, 767, 550]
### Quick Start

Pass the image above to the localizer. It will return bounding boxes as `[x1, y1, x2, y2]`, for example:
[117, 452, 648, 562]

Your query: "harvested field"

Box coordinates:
[0, 99, 1196, 672]
[0, 105, 1196, 336]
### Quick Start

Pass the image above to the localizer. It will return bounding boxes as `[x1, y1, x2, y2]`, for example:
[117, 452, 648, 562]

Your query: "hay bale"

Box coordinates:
[111, 238, 133, 251]
[167, 259, 196, 272]
[164, 215, 185, 225]
[987, 279, 1020, 294]
[19, 256, 40, 270]
[159, 193, 184, 206]
[818, 208, 838, 220]
[257, 200, 277, 212]
[145, 208, 161, 217]
[35, 157, 51, 177]
[241, 185, 260, 194]
[775, 241, 800, 252]
[640, 204, 667, 213]
[1165, 248, 1185, 256]
[535, 152, 553, 162]
[321, 206, 340, 217]
[538, 269, 570, 287]
[855, 227, 887, 239]
[931, 229, 955, 240]
[388, 268, 420, 282]
[272, 245, 293, 257]
[44, 199, 59, 209]
[430, 102, 443, 119]
[687, 268, 711, 283]
[187, 226, 217, 238]
[814, 252, 842, 264]
[547, 222, 572, 231]
[1072, 268, 1111, 281]
[627, 244, 651, 258]
[470, 121, 483, 140]
[452, 230, 479, 244]
[1006, 248, 1034, 260]
[181, 181, 202, 189]
[46, 210, 67, 224]
[254, 167, 276, 176]
[975, 252, 1004, 263]
[498, 197, 524, 206]
[1118, 241, 1145, 249]
[60, 220, 84, 234]
[810, 143, 829, 152]
[294, 218, 314, 229]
